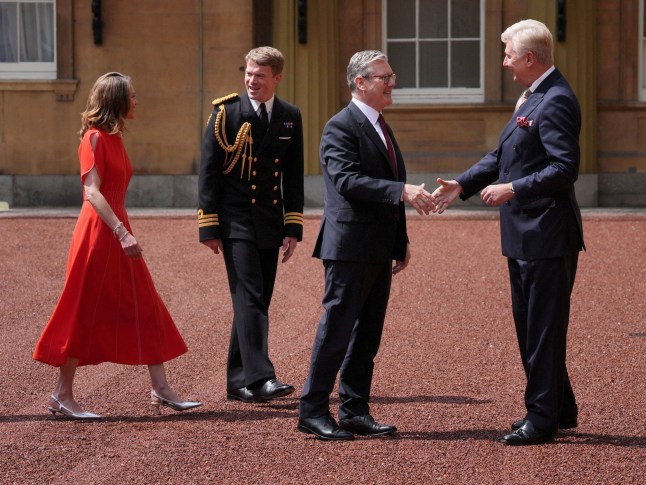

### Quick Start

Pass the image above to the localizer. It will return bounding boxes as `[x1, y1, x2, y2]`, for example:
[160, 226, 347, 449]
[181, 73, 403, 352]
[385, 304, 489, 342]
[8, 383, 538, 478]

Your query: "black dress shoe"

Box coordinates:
[297, 415, 354, 441]
[511, 417, 578, 431]
[339, 414, 397, 436]
[226, 387, 253, 403]
[501, 421, 554, 446]
[250, 379, 294, 402]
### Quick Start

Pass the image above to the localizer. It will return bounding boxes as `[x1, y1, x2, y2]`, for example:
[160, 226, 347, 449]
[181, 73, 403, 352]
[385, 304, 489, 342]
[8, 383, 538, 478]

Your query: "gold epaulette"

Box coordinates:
[284, 212, 304, 226]
[212, 93, 239, 106]
[197, 209, 219, 228]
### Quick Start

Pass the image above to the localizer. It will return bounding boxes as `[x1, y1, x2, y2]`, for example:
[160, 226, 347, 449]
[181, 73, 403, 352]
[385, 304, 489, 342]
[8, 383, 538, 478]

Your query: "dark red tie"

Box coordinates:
[377, 114, 398, 176]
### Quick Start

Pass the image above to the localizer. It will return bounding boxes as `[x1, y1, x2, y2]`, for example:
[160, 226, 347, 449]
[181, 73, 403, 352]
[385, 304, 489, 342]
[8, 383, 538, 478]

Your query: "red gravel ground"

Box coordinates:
[1, 210, 644, 484]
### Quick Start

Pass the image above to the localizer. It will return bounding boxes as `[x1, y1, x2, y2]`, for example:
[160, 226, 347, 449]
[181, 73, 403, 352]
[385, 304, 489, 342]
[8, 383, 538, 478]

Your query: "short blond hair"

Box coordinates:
[245, 46, 284, 75]
[501, 19, 553, 65]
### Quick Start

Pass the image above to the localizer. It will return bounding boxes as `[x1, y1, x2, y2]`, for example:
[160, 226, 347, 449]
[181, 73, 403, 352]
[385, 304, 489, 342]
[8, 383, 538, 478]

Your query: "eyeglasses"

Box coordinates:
[365, 73, 397, 85]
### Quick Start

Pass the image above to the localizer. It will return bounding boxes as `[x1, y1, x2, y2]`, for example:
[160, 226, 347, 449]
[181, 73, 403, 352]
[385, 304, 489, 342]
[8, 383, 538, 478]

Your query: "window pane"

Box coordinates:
[420, 40, 448, 87]
[451, 0, 479, 38]
[387, 0, 416, 38]
[451, 40, 479, 87]
[20, 2, 55, 62]
[0, 3, 18, 62]
[420, 0, 447, 38]
[387, 41, 416, 88]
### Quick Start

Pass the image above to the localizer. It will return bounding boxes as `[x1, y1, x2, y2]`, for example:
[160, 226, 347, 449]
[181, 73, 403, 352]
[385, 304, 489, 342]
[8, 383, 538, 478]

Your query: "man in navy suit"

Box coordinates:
[297, 50, 434, 441]
[198, 47, 304, 404]
[433, 20, 585, 445]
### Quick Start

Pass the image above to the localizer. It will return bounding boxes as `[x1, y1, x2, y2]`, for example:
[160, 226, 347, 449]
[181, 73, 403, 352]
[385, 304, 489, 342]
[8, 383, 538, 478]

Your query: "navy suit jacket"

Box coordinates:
[456, 68, 584, 260]
[313, 101, 408, 263]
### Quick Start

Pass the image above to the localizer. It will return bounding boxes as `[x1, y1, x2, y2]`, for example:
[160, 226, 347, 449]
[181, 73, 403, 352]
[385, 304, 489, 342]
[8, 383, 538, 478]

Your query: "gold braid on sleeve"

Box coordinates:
[214, 105, 254, 179]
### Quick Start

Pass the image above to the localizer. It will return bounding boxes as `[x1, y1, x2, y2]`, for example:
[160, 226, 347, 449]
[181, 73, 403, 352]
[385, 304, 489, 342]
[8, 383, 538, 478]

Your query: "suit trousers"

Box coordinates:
[299, 259, 392, 420]
[507, 252, 579, 432]
[222, 238, 279, 390]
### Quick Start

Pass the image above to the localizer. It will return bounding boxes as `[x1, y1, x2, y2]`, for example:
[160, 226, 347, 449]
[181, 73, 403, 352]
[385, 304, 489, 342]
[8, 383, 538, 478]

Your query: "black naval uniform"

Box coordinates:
[198, 92, 304, 391]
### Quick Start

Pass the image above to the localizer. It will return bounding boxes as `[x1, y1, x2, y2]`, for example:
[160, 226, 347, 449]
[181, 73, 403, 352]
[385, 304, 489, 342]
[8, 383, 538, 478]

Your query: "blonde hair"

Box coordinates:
[245, 46, 284, 76]
[501, 19, 553, 65]
[79, 72, 132, 139]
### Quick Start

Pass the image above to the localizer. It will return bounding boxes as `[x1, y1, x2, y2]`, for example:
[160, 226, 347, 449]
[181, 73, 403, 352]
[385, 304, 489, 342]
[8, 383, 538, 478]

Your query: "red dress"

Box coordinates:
[33, 129, 188, 366]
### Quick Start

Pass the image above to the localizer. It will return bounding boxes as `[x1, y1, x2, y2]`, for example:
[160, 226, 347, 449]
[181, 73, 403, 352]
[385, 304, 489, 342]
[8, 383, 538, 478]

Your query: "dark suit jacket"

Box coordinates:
[456, 68, 584, 259]
[198, 92, 304, 248]
[313, 101, 408, 263]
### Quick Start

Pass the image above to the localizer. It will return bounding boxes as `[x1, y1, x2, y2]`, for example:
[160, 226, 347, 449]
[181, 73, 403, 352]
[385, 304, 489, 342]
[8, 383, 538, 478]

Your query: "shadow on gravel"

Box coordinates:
[396, 429, 502, 442]
[372, 395, 492, 405]
[0, 411, 222, 424]
[557, 432, 646, 448]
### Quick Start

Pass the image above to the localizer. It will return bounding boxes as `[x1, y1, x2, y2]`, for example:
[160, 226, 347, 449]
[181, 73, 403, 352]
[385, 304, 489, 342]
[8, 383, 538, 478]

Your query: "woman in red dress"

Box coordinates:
[33, 72, 201, 419]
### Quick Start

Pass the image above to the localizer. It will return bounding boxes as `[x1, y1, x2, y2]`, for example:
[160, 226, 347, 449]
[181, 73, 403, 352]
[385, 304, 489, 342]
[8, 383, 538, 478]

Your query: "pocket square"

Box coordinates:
[278, 136, 292, 140]
[516, 116, 533, 127]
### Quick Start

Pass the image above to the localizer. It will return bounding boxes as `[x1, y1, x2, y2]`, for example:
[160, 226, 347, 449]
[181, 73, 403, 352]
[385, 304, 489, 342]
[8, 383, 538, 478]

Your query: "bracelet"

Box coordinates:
[118, 231, 130, 241]
[113, 221, 124, 235]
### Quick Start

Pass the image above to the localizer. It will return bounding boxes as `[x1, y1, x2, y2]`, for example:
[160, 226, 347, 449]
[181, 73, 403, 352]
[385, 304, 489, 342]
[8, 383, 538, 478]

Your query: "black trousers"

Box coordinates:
[508, 251, 579, 433]
[222, 239, 279, 390]
[299, 259, 392, 420]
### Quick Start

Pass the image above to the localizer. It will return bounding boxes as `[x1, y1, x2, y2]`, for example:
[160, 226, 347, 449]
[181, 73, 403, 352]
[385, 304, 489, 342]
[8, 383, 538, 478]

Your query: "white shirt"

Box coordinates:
[249, 95, 275, 123]
[351, 97, 388, 149]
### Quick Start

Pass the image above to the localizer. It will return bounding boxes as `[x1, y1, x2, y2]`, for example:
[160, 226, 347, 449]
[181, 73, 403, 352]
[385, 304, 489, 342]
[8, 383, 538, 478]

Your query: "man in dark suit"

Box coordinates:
[433, 20, 585, 445]
[297, 50, 434, 441]
[198, 47, 304, 403]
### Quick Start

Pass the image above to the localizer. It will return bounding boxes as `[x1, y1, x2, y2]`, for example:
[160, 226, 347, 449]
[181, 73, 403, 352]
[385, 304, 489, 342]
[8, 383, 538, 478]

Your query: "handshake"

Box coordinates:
[403, 178, 516, 215]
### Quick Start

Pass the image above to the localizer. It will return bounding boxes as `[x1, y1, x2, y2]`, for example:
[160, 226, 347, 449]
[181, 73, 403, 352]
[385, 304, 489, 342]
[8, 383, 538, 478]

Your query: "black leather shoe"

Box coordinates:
[501, 421, 554, 446]
[511, 417, 578, 431]
[226, 387, 253, 403]
[297, 415, 354, 441]
[250, 379, 294, 402]
[339, 414, 397, 436]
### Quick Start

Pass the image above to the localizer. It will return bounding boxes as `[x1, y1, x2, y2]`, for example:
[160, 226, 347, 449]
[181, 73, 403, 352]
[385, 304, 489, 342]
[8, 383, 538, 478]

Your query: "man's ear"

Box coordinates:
[354, 75, 364, 91]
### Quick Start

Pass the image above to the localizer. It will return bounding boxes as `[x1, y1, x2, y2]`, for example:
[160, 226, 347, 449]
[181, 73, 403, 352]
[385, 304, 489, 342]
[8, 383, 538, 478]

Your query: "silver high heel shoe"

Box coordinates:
[47, 395, 101, 420]
[150, 390, 202, 413]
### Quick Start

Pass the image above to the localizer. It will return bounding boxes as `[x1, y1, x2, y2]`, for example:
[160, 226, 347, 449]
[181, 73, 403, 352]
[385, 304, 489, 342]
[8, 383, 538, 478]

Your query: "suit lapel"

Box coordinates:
[348, 102, 397, 178]
[498, 70, 563, 146]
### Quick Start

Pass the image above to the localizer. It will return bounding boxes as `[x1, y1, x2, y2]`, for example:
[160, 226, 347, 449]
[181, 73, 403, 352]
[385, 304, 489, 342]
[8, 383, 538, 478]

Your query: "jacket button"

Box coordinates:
[274, 172, 279, 177]
[254, 157, 258, 162]
[273, 185, 278, 191]
[272, 199, 278, 205]
[251, 185, 257, 190]
[251, 199, 256, 204]
[274, 159, 279, 164]
[252, 171, 257, 176]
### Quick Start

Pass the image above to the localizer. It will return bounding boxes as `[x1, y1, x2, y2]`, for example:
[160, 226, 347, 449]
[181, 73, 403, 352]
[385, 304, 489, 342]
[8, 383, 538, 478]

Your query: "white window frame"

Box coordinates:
[382, 0, 485, 104]
[0, 0, 57, 80]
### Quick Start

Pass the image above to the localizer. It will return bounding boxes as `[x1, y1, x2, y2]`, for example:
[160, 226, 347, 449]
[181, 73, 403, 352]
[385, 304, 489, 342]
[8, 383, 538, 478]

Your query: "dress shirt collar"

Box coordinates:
[249, 95, 275, 118]
[530, 65, 555, 92]
[351, 97, 380, 126]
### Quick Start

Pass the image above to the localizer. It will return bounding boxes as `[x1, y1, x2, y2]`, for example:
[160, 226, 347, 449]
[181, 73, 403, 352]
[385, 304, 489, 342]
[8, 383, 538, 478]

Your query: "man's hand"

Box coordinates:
[281, 237, 298, 263]
[431, 178, 463, 214]
[402, 183, 435, 215]
[201, 239, 223, 254]
[392, 244, 411, 275]
[481, 182, 515, 206]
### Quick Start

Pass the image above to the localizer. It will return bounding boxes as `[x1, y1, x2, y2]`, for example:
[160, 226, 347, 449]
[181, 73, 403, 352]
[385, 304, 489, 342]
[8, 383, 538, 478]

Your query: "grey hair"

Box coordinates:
[346, 50, 388, 93]
[501, 19, 553, 65]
